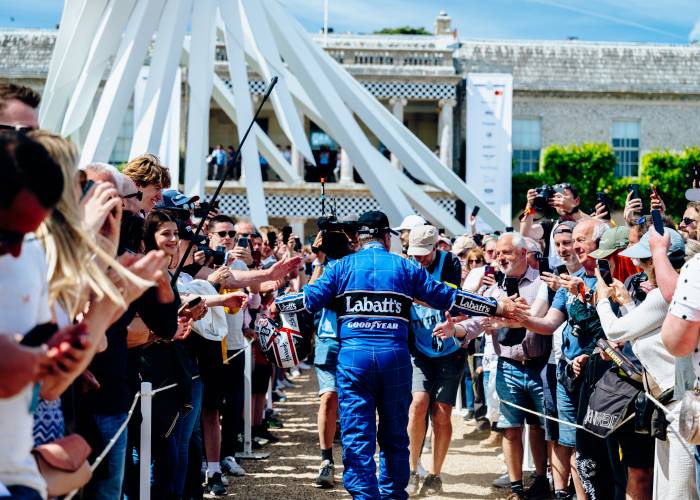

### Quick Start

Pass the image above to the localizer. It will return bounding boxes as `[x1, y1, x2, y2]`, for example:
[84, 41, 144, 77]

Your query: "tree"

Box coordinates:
[373, 26, 431, 35]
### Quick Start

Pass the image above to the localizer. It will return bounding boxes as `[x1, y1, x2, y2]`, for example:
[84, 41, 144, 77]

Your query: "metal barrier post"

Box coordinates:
[139, 382, 152, 500]
[236, 341, 269, 460]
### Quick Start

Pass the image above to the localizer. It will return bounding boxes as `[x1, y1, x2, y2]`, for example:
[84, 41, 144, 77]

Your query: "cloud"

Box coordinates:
[691, 17, 700, 42]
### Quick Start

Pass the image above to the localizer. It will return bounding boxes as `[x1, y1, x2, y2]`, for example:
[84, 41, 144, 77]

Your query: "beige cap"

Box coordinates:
[407, 225, 439, 256]
[452, 235, 475, 256]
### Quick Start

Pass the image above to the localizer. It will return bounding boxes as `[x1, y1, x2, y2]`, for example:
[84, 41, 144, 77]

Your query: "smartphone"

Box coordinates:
[556, 264, 568, 276]
[237, 235, 249, 248]
[505, 226, 514, 233]
[471, 205, 480, 217]
[80, 179, 95, 199]
[252, 249, 262, 266]
[282, 226, 293, 244]
[20, 322, 59, 347]
[651, 209, 664, 235]
[537, 256, 551, 274]
[504, 277, 520, 298]
[267, 231, 277, 248]
[294, 237, 302, 252]
[598, 259, 613, 285]
[187, 296, 203, 308]
[629, 183, 641, 201]
[484, 265, 495, 277]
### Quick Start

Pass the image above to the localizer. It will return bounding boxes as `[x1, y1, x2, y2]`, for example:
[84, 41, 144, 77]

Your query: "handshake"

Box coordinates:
[433, 296, 530, 342]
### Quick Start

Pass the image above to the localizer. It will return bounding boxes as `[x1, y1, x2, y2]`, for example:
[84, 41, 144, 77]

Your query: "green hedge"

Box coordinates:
[512, 144, 698, 219]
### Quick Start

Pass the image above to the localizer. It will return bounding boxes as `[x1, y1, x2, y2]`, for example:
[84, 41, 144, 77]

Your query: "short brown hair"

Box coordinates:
[123, 153, 171, 188]
[0, 83, 41, 111]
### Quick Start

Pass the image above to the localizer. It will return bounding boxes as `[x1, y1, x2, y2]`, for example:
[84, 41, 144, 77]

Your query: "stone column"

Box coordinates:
[339, 147, 354, 184]
[389, 97, 407, 170]
[438, 98, 456, 169]
[291, 107, 306, 179]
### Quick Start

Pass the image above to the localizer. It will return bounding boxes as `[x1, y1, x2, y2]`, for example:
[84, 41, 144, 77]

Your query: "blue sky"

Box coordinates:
[1, 0, 699, 43]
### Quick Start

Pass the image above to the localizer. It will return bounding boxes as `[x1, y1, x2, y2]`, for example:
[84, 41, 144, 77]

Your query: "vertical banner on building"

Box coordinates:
[465, 73, 513, 230]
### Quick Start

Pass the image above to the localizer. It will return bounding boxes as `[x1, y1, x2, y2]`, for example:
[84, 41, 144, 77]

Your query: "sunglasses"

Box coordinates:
[0, 123, 35, 134]
[681, 217, 696, 226]
[216, 230, 236, 238]
[469, 259, 484, 263]
[123, 191, 143, 201]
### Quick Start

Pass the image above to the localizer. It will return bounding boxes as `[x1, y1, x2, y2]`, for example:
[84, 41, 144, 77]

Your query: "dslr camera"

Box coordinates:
[533, 184, 555, 212]
[196, 243, 226, 266]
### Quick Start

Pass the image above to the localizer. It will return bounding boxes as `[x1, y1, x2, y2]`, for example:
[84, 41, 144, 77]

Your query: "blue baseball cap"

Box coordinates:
[156, 189, 199, 210]
[620, 227, 685, 260]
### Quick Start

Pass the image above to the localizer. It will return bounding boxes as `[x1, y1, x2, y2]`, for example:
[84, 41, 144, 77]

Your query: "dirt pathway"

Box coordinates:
[224, 369, 508, 499]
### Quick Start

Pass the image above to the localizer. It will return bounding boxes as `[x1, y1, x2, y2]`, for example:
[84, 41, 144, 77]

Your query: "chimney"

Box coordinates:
[434, 11, 456, 38]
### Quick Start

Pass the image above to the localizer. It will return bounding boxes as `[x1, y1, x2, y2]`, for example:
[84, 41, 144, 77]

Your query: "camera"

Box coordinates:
[629, 272, 648, 303]
[533, 184, 555, 212]
[193, 201, 219, 219]
[196, 243, 226, 266]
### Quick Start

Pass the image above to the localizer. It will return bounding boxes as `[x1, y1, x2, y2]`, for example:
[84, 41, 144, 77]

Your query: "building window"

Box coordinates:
[612, 121, 640, 177]
[513, 118, 541, 174]
[109, 105, 134, 165]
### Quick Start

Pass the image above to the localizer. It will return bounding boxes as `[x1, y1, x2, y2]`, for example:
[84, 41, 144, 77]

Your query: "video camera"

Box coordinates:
[197, 244, 226, 266]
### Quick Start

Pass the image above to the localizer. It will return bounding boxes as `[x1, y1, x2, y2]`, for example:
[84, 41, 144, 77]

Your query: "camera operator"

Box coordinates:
[521, 183, 592, 268]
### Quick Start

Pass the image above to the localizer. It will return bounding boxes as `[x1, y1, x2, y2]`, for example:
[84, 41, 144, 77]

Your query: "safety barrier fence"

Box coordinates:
[66, 341, 254, 500]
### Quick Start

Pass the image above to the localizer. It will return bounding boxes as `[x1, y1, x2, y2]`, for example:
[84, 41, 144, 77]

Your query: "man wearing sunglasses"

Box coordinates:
[0, 83, 39, 133]
[404, 225, 463, 497]
[679, 201, 699, 240]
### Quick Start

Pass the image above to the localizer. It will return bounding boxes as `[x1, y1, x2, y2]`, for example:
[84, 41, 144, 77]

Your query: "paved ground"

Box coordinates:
[223, 368, 509, 499]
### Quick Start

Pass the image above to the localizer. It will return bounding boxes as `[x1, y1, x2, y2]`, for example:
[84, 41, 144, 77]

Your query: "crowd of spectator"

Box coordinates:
[3, 76, 700, 500]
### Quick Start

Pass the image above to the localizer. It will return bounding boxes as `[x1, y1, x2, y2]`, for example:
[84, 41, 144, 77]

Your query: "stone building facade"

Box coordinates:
[2, 12, 699, 236]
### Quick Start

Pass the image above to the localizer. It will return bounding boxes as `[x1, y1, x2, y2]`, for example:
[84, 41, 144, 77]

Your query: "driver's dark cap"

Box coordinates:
[357, 211, 398, 236]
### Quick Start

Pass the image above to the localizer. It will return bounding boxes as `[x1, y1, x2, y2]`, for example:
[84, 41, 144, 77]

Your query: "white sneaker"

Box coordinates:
[222, 456, 246, 477]
[416, 460, 428, 479]
[298, 361, 312, 370]
[492, 472, 510, 488]
[290, 368, 301, 378]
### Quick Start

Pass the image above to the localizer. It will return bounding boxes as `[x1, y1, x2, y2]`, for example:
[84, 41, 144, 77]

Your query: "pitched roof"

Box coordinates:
[456, 40, 700, 94]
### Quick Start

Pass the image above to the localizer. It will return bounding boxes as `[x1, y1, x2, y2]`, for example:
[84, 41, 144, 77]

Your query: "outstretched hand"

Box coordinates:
[433, 312, 457, 340]
[496, 295, 530, 322]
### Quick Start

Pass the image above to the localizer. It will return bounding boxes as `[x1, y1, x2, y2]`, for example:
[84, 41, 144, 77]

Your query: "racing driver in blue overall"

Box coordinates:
[276, 211, 529, 499]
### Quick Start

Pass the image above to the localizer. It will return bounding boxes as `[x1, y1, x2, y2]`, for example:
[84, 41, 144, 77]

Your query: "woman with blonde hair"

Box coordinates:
[29, 131, 165, 446]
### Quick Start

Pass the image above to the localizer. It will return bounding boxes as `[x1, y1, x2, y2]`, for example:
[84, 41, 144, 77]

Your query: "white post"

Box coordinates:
[291, 107, 306, 179]
[438, 98, 455, 169]
[139, 381, 152, 500]
[339, 147, 353, 184]
[236, 342, 269, 459]
[323, 0, 329, 46]
[243, 342, 253, 455]
[389, 97, 407, 170]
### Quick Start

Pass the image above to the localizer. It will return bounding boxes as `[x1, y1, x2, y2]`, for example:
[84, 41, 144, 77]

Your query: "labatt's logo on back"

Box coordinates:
[346, 295, 402, 315]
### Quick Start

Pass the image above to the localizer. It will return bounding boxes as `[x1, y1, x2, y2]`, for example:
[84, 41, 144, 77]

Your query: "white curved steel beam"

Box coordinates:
[79, 0, 167, 164]
[60, 0, 138, 137]
[183, 0, 217, 198]
[218, 0, 267, 227]
[129, 0, 193, 159]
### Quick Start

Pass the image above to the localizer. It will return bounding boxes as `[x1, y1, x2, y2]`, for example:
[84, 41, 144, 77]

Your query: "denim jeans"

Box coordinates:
[463, 360, 475, 411]
[173, 377, 203, 498]
[6, 485, 43, 500]
[83, 412, 129, 500]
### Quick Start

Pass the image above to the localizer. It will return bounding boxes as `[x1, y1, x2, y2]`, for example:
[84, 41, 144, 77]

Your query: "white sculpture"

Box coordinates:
[40, 0, 503, 231]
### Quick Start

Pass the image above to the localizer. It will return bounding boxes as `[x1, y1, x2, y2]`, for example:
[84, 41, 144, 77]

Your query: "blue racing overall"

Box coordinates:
[277, 242, 499, 499]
